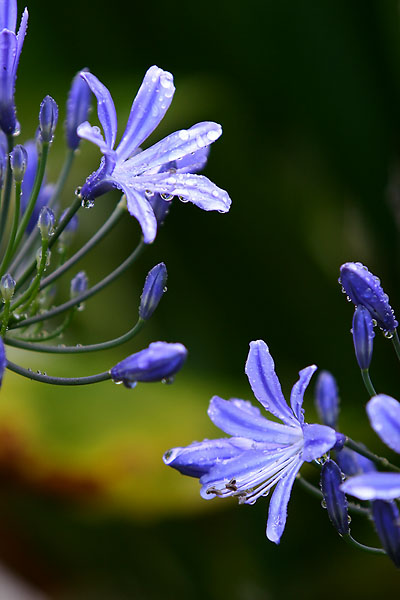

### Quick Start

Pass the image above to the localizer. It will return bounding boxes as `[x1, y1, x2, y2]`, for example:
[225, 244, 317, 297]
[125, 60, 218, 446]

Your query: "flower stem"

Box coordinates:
[342, 533, 386, 555]
[0, 180, 21, 276]
[6, 359, 111, 386]
[392, 330, 400, 362]
[345, 437, 400, 472]
[11, 310, 75, 342]
[11, 239, 49, 312]
[361, 368, 376, 397]
[0, 135, 15, 248]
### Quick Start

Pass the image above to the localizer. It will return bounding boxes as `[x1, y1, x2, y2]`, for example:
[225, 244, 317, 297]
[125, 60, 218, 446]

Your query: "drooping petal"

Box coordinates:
[77, 121, 110, 154]
[367, 395, 400, 454]
[108, 178, 157, 244]
[129, 172, 231, 213]
[207, 396, 302, 445]
[80, 72, 117, 149]
[116, 66, 175, 162]
[266, 456, 303, 544]
[290, 365, 317, 424]
[15, 8, 28, 72]
[0, 0, 17, 31]
[245, 340, 298, 426]
[120, 121, 222, 176]
[163, 438, 244, 478]
[341, 472, 400, 500]
[301, 423, 337, 462]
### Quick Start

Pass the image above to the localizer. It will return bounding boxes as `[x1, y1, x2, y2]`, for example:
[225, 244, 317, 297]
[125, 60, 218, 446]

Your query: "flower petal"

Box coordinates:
[163, 438, 244, 478]
[116, 66, 175, 162]
[367, 394, 400, 454]
[341, 472, 400, 500]
[266, 456, 303, 544]
[302, 423, 337, 462]
[77, 121, 109, 154]
[245, 340, 298, 426]
[80, 72, 117, 149]
[107, 178, 157, 244]
[120, 121, 222, 175]
[0, 29, 16, 104]
[0, 337, 6, 387]
[0, 0, 17, 31]
[290, 365, 317, 424]
[207, 396, 302, 445]
[15, 8, 28, 71]
[175, 146, 210, 173]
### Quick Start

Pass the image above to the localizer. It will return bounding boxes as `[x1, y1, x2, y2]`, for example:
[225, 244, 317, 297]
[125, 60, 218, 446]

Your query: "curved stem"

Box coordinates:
[11, 310, 75, 342]
[11, 239, 49, 312]
[40, 198, 126, 291]
[361, 368, 376, 397]
[342, 533, 386, 555]
[6, 359, 111, 386]
[5, 318, 145, 354]
[0, 180, 21, 276]
[296, 475, 370, 517]
[345, 437, 400, 473]
[392, 330, 400, 362]
[0, 135, 15, 246]
[9, 239, 145, 330]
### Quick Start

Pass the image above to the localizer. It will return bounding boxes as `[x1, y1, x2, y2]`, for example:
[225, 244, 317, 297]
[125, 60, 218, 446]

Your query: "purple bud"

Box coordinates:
[0, 338, 6, 387]
[314, 370, 339, 429]
[139, 262, 167, 320]
[352, 305, 375, 369]
[372, 500, 400, 568]
[65, 69, 91, 150]
[148, 193, 172, 225]
[10, 144, 28, 182]
[37, 207, 55, 240]
[339, 262, 398, 332]
[0, 273, 15, 301]
[39, 96, 58, 143]
[320, 459, 349, 535]
[70, 271, 88, 298]
[336, 447, 376, 476]
[110, 341, 187, 388]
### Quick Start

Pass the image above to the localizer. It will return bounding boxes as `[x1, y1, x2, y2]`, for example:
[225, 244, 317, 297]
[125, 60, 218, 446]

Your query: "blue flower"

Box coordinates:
[341, 394, 400, 500]
[139, 262, 167, 320]
[0, 0, 28, 134]
[352, 304, 375, 369]
[164, 340, 337, 544]
[77, 66, 231, 244]
[0, 337, 6, 387]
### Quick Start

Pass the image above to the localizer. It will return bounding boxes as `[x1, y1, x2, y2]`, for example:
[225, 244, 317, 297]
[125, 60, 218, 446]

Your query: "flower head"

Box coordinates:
[164, 340, 337, 543]
[314, 370, 339, 429]
[139, 262, 167, 320]
[0, 0, 28, 134]
[77, 66, 231, 244]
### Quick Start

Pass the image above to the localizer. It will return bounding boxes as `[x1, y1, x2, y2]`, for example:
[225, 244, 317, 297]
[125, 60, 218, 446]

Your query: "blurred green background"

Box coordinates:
[1, 0, 400, 597]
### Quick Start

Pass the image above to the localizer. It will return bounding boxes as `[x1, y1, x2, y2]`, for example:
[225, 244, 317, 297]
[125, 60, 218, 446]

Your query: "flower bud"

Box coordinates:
[314, 370, 339, 429]
[336, 446, 376, 476]
[10, 144, 28, 182]
[65, 69, 91, 150]
[372, 500, 400, 567]
[39, 95, 58, 143]
[139, 262, 167, 320]
[0, 338, 6, 388]
[339, 262, 398, 333]
[352, 305, 375, 369]
[0, 274, 16, 302]
[110, 341, 187, 389]
[320, 459, 349, 535]
[70, 271, 88, 299]
[37, 207, 55, 240]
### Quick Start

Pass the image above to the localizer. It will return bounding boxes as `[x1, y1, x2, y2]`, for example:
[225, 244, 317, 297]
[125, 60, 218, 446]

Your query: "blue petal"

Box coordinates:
[336, 447, 376, 476]
[367, 394, 400, 454]
[341, 473, 400, 500]
[77, 121, 110, 154]
[0, 337, 6, 387]
[120, 121, 222, 176]
[290, 365, 317, 424]
[245, 340, 298, 426]
[0, 0, 17, 31]
[175, 146, 210, 173]
[207, 396, 303, 444]
[0, 29, 16, 104]
[80, 72, 117, 149]
[116, 66, 175, 162]
[163, 438, 244, 478]
[266, 456, 303, 544]
[129, 172, 231, 213]
[302, 423, 337, 462]
[15, 8, 28, 74]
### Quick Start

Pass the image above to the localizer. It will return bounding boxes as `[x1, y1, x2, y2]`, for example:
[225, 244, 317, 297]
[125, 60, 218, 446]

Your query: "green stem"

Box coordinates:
[11, 310, 75, 342]
[342, 533, 386, 555]
[361, 368, 376, 397]
[0, 180, 21, 276]
[5, 318, 145, 354]
[1, 299, 11, 337]
[6, 360, 111, 386]
[392, 330, 400, 362]
[345, 437, 400, 473]
[296, 475, 370, 517]
[0, 135, 15, 246]
[9, 239, 146, 330]
[11, 239, 49, 312]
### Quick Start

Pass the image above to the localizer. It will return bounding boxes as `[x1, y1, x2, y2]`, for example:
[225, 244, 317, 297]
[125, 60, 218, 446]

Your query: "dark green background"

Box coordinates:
[1, 0, 399, 597]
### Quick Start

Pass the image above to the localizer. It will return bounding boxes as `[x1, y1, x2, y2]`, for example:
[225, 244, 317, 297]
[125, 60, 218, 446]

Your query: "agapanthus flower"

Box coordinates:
[341, 394, 400, 500]
[0, 0, 28, 134]
[77, 66, 231, 243]
[164, 340, 337, 543]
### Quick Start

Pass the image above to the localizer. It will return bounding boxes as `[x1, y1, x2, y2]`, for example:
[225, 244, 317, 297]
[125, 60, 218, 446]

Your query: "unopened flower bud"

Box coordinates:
[0, 338, 6, 388]
[139, 262, 167, 320]
[65, 69, 91, 150]
[372, 500, 400, 567]
[70, 271, 88, 298]
[0, 274, 16, 302]
[314, 370, 339, 429]
[10, 144, 28, 182]
[320, 459, 349, 536]
[339, 262, 398, 333]
[37, 207, 55, 240]
[336, 446, 376, 476]
[110, 341, 187, 389]
[352, 305, 375, 369]
[39, 96, 58, 143]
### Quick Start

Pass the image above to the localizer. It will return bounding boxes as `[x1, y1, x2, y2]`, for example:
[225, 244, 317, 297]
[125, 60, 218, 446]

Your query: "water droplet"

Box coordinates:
[77, 302, 85, 312]
[384, 331, 393, 339]
[321, 499, 327, 509]
[75, 186, 82, 197]
[179, 130, 189, 141]
[163, 286, 168, 293]
[160, 193, 174, 201]
[81, 198, 94, 209]
[207, 129, 219, 142]
[145, 189, 155, 198]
